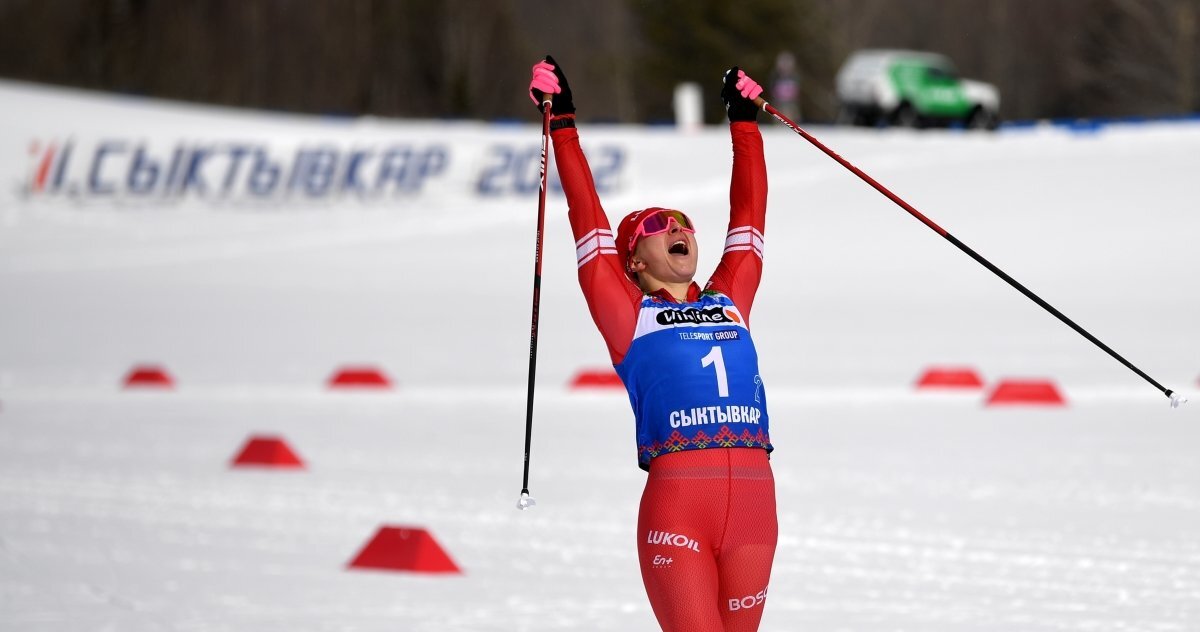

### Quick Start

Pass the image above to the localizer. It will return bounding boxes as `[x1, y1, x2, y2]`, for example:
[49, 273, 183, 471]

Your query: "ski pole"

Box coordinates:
[517, 96, 553, 510]
[753, 96, 1186, 408]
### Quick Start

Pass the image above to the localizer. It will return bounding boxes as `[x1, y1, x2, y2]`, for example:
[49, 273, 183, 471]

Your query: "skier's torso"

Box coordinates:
[616, 290, 772, 470]
[550, 118, 770, 470]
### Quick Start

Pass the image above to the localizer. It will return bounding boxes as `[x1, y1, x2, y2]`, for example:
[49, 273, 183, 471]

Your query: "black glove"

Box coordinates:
[721, 66, 761, 123]
[529, 55, 576, 116]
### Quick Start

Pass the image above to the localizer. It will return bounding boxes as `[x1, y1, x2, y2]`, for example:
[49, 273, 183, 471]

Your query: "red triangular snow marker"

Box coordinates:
[347, 525, 462, 574]
[231, 435, 305, 468]
[569, 369, 624, 389]
[328, 366, 392, 389]
[123, 365, 174, 389]
[985, 379, 1066, 406]
[915, 367, 984, 389]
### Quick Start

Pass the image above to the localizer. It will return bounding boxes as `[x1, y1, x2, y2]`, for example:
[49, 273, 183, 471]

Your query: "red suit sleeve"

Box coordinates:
[705, 121, 767, 325]
[551, 119, 643, 365]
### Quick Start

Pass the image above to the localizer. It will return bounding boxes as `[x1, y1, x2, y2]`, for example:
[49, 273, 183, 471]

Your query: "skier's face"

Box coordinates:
[630, 219, 698, 284]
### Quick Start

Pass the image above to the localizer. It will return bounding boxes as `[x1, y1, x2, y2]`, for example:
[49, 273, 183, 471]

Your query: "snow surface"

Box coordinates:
[1, 84, 1198, 630]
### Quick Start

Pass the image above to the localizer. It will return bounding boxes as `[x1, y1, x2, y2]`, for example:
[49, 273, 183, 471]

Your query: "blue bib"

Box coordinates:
[615, 291, 772, 470]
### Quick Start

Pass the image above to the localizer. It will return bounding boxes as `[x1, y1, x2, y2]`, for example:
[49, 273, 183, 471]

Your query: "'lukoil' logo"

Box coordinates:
[646, 530, 701, 552]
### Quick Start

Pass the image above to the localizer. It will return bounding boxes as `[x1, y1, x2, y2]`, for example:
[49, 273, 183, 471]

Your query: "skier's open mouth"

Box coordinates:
[668, 240, 689, 256]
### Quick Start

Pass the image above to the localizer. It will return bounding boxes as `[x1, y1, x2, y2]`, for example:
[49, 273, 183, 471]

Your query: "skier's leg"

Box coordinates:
[637, 455, 726, 632]
[717, 450, 778, 632]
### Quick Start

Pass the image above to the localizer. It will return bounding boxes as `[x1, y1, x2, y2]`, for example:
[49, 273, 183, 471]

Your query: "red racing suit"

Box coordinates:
[551, 116, 777, 632]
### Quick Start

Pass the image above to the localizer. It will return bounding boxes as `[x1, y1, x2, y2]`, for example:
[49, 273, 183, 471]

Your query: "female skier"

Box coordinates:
[529, 56, 777, 632]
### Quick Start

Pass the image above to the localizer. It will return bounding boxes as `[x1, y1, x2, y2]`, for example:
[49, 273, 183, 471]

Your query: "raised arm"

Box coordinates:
[707, 68, 768, 323]
[531, 57, 643, 365]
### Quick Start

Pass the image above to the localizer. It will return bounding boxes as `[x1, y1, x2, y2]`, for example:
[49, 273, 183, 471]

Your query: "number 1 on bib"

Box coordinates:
[701, 346, 730, 398]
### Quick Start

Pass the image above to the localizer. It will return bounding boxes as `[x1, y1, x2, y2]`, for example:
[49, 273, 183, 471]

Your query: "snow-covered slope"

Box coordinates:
[1, 82, 1197, 630]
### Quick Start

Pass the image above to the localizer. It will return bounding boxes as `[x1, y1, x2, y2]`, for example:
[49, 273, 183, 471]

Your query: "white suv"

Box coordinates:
[836, 49, 1000, 130]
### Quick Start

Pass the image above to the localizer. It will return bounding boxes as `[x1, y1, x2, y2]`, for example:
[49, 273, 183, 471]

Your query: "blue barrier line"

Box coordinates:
[1001, 112, 1200, 133]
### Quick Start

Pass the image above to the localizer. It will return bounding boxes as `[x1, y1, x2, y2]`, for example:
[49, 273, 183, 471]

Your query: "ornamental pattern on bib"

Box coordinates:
[638, 426, 772, 462]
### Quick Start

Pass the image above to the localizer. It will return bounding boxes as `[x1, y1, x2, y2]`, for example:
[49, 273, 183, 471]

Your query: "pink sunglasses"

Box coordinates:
[629, 209, 695, 251]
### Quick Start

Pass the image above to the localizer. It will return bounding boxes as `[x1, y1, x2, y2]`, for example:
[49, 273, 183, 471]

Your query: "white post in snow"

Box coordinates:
[673, 82, 703, 133]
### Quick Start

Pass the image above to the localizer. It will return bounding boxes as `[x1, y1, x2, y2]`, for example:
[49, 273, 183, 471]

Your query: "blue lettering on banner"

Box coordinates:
[88, 141, 125, 195]
[52, 142, 73, 191]
[36, 141, 459, 201]
[476, 146, 514, 196]
[475, 143, 624, 197]
[182, 147, 212, 195]
[248, 149, 280, 197]
[222, 145, 252, 194]
[127, 146, 159, 195]
[376, 147, 412, 194]
[27, 137, 622, 204]
[341, 149, 371, 195]
[589, 145, 623, 193]
[162, 147, 185, 195]
[299, 148, 337, 197]
[514, 146, 543, 195]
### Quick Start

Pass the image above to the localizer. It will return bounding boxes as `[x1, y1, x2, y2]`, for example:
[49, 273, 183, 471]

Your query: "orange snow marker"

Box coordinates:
[985, 379, 1066, 406]
[915, 367, 984, 389]
[230, 435, 305, 469]
[347, 525, 462, 574]
[122, 365, 175, 389]
[328, 366, 392, 389]
[569, 368, 623, 390]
